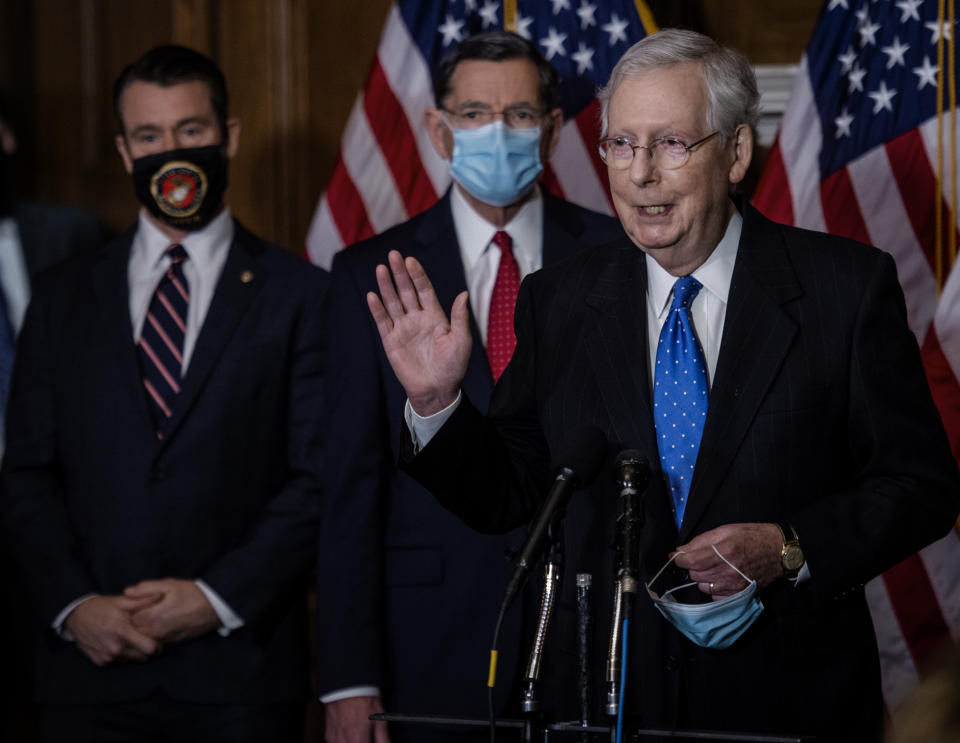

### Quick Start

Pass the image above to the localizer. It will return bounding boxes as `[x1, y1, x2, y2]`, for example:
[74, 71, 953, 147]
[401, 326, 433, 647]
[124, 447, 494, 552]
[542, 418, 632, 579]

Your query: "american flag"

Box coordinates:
[304, 0, 657, 268]
[752, 0, 960, 710]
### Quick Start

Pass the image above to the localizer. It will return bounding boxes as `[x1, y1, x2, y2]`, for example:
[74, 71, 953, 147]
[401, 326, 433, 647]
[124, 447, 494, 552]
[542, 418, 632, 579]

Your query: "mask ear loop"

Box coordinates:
[711, 544, 756, 585]
[646, 551, 699, 599]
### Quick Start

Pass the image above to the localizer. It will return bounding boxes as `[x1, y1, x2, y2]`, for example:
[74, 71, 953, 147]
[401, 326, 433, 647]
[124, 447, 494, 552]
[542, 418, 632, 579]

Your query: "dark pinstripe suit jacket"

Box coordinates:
[406, 202, 960, 741]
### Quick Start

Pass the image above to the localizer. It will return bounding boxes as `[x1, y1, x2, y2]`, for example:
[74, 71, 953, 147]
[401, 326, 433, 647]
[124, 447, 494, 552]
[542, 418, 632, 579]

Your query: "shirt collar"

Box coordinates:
[647, 208, 742, 318]
[134, 207, 234, 270]
[450, 184, 543, 271]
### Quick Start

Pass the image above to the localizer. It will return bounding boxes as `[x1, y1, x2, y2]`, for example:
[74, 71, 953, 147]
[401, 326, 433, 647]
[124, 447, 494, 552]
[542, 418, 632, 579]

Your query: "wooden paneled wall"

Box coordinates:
[0, 0, 818, 254]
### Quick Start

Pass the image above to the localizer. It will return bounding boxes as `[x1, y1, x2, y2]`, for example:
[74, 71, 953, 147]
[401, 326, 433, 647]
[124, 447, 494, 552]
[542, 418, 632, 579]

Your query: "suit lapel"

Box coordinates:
[90, 228, 155, 435]
[678, 209, 802, 541]
[583, 241, 658, 454]
[155, 222, 266, 446]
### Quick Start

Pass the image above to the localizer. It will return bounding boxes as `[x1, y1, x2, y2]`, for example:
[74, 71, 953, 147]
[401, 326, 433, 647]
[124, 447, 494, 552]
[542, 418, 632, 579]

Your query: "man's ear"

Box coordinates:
[224, 117, 240, 159]
[425, 107, 452, 161]
[115, 134, 134, 175]
[727, 124, 754, 186]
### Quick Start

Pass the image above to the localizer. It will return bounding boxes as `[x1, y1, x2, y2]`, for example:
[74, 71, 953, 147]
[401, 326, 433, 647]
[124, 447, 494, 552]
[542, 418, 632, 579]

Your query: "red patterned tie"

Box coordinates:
[486, 230, 521, 382]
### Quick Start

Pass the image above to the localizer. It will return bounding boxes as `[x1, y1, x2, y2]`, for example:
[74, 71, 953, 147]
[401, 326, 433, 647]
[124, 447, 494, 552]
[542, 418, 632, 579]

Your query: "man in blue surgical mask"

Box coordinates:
[316, 31, 623, 743]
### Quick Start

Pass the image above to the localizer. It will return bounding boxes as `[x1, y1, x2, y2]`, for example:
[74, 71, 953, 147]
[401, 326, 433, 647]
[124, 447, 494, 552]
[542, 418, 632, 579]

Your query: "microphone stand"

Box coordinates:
[606, 452, 648, 741]
[576, 573, 593, 742]
[521, 520, 563, 743]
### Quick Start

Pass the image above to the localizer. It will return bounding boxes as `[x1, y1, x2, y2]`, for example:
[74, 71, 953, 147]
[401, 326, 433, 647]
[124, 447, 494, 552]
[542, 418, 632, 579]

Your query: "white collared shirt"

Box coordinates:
[450, 184, 543, 345]
[127, 208, 233, 374]
[645, 211, 742, 389]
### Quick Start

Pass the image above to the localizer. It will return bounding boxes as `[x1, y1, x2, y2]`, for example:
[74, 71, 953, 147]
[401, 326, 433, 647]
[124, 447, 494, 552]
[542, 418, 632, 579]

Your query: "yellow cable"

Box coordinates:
[488, 650, 499, 688]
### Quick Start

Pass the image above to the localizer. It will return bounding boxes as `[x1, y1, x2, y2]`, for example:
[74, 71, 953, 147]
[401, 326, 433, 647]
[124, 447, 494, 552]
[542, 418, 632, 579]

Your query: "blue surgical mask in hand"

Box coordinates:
[449, 121, 543, 207]
[646, 546, 764, 650]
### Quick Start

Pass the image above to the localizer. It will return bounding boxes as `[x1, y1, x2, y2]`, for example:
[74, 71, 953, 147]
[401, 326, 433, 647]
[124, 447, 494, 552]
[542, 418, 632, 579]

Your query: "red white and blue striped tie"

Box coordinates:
[138, 244, 189, 429]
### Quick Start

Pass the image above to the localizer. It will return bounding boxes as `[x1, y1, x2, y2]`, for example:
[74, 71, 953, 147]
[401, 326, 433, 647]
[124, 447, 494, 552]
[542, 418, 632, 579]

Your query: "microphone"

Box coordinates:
[501, 426, 607, 609]
[614, 449, 650, 587]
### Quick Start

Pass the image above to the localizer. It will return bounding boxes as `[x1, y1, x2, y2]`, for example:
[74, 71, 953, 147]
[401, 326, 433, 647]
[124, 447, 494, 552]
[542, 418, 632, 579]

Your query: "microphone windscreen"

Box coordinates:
[553, 425, 607, 488]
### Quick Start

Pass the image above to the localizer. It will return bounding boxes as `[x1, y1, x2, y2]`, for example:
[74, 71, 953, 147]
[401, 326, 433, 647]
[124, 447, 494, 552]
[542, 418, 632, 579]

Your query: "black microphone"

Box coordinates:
[614, 449, 650, 586]
[501, 426, 607, 609]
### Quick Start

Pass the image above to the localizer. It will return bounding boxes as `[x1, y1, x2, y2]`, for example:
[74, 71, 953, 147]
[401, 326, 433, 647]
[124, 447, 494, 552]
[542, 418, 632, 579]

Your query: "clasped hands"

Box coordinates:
[64, 577, 220, 667]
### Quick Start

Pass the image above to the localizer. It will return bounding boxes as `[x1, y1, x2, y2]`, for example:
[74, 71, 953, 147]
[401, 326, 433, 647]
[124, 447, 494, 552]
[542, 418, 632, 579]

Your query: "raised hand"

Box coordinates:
[367, 250, 472, 416]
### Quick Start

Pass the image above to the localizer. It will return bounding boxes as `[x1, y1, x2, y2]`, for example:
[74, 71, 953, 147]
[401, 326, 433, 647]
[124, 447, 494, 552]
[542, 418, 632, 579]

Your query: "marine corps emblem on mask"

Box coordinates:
[131, 145, 228, 231]
[149, 160, 208, 219]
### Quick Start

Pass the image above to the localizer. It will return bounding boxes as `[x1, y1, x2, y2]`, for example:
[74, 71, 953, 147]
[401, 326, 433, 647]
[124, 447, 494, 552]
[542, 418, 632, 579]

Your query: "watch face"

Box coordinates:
[783, 545, 805, 572]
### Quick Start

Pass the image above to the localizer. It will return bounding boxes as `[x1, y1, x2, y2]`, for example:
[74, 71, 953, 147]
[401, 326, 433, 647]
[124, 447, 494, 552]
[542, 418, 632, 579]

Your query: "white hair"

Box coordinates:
[597, 28, 760, 141]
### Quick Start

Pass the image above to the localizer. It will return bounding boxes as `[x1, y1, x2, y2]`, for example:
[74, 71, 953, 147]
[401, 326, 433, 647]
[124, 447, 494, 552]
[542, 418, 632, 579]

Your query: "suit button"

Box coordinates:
[665, 655, 679, 671]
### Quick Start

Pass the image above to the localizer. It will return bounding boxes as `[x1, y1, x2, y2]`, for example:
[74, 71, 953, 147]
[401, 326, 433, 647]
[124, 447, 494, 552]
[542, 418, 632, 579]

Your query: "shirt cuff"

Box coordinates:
[320, 686, 382, 704]
[195, 579, 244, 637]
[404, 392, 462, 453]
[52, 593, 98, 640]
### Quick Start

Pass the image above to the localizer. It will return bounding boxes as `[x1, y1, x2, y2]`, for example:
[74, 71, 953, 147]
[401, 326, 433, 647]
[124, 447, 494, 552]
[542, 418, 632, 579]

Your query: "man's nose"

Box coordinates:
[628, 146, 658, 184]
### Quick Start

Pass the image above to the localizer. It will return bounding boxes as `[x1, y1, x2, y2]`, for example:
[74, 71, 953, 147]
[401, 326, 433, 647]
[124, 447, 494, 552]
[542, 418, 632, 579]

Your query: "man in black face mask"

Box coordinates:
[1, 45, 327, 742]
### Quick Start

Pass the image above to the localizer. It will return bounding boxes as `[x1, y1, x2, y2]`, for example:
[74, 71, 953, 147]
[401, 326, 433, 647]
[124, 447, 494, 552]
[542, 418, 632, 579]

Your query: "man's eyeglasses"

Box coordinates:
[598, 131, 720, 170]
[443, 105, 545, 130]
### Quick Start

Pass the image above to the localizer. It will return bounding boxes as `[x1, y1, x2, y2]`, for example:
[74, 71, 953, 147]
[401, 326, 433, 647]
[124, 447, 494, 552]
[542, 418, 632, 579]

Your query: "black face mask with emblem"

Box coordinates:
[131, 145, 228, 231]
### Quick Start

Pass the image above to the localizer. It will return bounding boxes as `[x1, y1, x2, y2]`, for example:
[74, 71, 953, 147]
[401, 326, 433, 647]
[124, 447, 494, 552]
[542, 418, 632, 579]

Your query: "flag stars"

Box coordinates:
[881, 36, 910, 68]
[914, 55, 939, 89]
[896, 0, 922, 23]
[602, 13, 629, 46]
[572, 42, 595, 74]
[438, 14, 465, 46]
[828, 0, 848, 9]
[848, 63, 867, 93]
[859, 19, 881, 46]
[868, 80, 897, 114]
[515, 14, 534, 40]
[551, 0, 570, 13]
[478, 0, 499, 29]
[540, 26, 568, 61]
[835, 107, 854, 138]
[577, 0, 598, 30]
[926, 20, 953, 45]
[838, 46, 857, 73]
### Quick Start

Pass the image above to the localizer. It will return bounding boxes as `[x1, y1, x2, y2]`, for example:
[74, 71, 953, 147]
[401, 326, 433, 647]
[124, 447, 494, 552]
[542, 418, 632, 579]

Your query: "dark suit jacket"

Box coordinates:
[405, 203, 960, 741]
[315, 190, 623, 723]
[13, 201, 105, 278]
[1, 219, 327, 704]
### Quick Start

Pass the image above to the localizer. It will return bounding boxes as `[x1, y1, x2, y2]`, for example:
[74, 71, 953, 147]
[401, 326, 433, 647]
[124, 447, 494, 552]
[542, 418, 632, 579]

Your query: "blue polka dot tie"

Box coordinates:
[654, 276, 708, 528]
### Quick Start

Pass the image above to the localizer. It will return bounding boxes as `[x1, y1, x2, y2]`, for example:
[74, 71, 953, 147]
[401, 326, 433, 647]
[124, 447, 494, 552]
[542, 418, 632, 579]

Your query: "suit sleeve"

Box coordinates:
[1, 274, 99, 625]
[403, 274, 553, 533]
[313, 254, 392, 696]
[198, 267, 328, 635]
[792, 251, 960, 602]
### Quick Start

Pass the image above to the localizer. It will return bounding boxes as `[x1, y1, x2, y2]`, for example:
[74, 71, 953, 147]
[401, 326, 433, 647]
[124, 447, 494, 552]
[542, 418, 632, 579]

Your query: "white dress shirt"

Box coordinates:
[53, 207, 244, 639]
[451, 183, 544, 345]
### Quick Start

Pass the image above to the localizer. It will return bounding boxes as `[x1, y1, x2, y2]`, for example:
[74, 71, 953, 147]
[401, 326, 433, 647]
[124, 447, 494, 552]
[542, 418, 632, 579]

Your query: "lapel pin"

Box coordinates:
[240, 270, 254, 284]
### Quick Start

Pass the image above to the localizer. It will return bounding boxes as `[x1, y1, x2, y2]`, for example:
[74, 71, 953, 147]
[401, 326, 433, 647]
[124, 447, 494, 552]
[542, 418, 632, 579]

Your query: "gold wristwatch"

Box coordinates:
[777, 522, 805, 578]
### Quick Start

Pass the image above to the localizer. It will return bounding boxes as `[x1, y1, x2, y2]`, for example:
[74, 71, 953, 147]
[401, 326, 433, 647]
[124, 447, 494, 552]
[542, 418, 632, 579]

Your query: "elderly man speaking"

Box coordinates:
[366, 29, 960, 741]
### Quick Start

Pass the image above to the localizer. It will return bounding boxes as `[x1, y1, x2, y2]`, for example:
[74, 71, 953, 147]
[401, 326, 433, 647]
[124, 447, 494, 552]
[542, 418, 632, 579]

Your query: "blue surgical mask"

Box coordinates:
[646, 546, 764, 650]
[449, 120, 543, 207]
